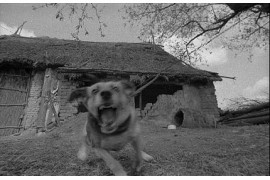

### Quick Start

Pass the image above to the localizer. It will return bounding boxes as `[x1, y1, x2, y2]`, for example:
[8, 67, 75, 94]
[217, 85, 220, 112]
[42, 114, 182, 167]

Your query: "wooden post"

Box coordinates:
[18, 75, 31, 133]
[49, 97, 60, 126]
[139, 92, 142, 110]
[51, 80, 60, 126]
[37, 68, 52, 131]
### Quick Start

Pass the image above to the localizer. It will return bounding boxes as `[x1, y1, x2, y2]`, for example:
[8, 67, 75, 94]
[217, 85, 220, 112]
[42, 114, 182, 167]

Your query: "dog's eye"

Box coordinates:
[92, 89, 98, 94]
[112, 86, 119, 92]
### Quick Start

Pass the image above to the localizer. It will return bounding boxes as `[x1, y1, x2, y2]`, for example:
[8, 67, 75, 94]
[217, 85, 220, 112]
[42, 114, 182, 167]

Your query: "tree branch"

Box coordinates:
[157, 3, 176, 12]
[187, 12, 256, 57]
[13, 21, 27, 35]
[91, 3, 105, 37]
[185, 11, 238, 49]
[132, 73, 160, 97]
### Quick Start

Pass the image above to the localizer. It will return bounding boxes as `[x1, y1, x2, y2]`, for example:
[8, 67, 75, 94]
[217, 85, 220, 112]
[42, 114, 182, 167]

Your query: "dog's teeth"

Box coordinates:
[99, 105, 114, 110]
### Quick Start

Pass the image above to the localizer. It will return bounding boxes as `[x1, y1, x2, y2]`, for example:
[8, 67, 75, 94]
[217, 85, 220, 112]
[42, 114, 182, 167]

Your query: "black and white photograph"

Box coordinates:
[0, 1, 269, 176]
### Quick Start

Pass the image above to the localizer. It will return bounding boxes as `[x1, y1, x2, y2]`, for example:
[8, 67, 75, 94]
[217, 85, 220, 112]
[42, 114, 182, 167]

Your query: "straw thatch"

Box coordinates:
[0, 35, 221, 81]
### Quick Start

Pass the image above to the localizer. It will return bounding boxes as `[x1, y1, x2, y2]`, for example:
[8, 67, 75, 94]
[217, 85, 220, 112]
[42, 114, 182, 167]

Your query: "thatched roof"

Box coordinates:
[0, 35, 221, 81]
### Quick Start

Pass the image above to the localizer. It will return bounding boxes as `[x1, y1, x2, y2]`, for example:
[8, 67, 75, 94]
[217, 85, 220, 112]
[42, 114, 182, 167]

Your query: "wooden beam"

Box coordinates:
[58, 68, 222, 82]
[0, 126, 24, 129]
[132, 73, 160, 97]
[0, 74, 29, 78]
[0, 104, 26, 106]
[219, 75, 236, 80]
[0, 87, 27, 93]
[150, 81, 184, 86]
[37, 68, 52, 130]
[224, 110, 269, 122]
[139, 92, 142, 110]
[19, 75, 32, 132]
[221, 115, 269, 126]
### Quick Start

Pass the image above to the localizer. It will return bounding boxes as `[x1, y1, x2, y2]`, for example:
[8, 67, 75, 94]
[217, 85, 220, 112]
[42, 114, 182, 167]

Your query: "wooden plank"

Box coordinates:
[36, 68, 52, 130]
[132, 73, 160, 97]
[0, 104, 26, 106]
[224, 110, 269, 122]
[17, 75, 32, 133]
[0, 126, 24, 129]
[0, 87, 28, 93]
[221, 115, 269, 126]
[49, 99, 60, 126]
[1, 73, 29, 78]
[139, 92, 142, 110]
[0, 126, 43, 129]
[0, 70, 30, 136]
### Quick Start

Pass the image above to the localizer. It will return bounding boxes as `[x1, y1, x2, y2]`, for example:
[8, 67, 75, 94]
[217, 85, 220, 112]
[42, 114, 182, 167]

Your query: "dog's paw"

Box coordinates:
[141, 151, 154, 162]
[132, 160, 142, 172]
[77, 146, 88, 161]
[114, 170, 127, 176]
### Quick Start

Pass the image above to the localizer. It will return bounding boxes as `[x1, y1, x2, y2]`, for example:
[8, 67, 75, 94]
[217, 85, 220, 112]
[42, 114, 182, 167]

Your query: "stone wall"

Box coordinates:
[198, 82, 219, 119]
[142, 81, 219, 128]
[23, 70, 44, 129]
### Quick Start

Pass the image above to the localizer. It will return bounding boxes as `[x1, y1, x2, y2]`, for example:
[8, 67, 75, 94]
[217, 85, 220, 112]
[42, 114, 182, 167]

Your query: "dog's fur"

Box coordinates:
[68, 81, 153, 176]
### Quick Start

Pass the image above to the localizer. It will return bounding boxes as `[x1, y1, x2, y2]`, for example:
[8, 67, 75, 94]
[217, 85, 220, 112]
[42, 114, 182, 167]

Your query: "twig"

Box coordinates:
[187, 12, 256, 57]
[219, 75, 236, 80]
[132, 73, 160, 97]
[13, 21, 27, 35]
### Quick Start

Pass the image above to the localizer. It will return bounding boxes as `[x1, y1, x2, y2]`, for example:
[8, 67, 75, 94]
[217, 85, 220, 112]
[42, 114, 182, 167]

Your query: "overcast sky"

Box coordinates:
[0, 3, 269, 109]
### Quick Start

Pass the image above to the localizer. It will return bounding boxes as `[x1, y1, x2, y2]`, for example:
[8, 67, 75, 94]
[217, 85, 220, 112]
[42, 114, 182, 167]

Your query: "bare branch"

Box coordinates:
[132, 73, 160, 96]
[157, 3, 177, 12]
[91, 3, 105, 37]
[186, 11, 256, 57]
[185, 11, 238, 48]
[13, 21, 27, 35]
[246, 21, 269, 39]
[168, 20, 205, 39]
[137, 3, 176, 16]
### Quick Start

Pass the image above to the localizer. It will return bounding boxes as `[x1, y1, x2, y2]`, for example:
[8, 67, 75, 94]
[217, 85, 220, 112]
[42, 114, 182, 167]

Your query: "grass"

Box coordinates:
[0, 113, 269, 176]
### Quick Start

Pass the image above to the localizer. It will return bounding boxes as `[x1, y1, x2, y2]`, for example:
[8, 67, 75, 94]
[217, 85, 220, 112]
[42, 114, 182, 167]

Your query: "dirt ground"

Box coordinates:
[0, 113, 269, 176]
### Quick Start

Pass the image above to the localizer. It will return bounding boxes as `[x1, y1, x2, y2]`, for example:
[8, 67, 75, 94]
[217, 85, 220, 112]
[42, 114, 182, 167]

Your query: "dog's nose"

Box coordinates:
[100, 91, 112, 100]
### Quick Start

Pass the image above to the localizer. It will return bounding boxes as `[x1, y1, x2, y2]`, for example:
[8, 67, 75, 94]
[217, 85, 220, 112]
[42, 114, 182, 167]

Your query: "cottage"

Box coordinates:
[0, 35, 222, 136]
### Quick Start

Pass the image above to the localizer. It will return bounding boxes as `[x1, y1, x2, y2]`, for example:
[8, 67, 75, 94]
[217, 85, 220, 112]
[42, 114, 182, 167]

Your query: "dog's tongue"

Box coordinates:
[100, 108, 116, 125]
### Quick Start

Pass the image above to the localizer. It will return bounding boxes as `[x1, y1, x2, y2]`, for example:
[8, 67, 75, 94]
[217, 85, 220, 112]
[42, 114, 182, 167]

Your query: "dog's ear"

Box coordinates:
[68, 88, 87, 103]
[121, 81, 135, 96]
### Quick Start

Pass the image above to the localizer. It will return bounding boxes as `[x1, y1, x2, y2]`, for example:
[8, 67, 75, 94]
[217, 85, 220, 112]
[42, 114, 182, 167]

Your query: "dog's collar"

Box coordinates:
[109, 115, 131, 135]
[90, 113, 131, 135]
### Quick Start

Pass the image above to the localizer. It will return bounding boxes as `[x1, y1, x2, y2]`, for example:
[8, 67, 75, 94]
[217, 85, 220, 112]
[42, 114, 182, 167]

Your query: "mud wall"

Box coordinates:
[23, 71, 44, 129]
[57, 75, 79, 121]
[142, 81, 219, 128]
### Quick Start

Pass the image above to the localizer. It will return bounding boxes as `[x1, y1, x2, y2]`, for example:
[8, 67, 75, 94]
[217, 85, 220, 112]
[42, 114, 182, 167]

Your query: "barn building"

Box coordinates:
[0, 35, 222, 136]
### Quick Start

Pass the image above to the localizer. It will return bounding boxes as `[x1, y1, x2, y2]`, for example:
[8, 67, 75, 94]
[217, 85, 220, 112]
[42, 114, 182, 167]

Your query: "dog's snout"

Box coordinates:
[100, 91, 112, 100]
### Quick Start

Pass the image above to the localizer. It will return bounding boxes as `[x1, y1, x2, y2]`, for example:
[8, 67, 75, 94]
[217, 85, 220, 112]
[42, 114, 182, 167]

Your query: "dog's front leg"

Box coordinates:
[94, 148, 127, 176]
[132, 136, 154, 172]
[77, 135, 90, 161]
[131, 136, 143, 172]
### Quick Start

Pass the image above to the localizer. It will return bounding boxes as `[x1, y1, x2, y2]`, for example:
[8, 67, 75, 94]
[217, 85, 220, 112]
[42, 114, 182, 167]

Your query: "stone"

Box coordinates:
[144, 103, 152, 111]
[168, 124, 176, 130]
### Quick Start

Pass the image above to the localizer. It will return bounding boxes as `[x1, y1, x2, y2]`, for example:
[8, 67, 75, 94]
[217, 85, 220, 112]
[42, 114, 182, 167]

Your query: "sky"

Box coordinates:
[0, 2, 269, 110]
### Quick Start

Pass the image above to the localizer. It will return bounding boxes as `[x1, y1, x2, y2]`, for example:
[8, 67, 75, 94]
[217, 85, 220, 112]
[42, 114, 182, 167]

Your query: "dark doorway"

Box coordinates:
[174, 110, 184, 127]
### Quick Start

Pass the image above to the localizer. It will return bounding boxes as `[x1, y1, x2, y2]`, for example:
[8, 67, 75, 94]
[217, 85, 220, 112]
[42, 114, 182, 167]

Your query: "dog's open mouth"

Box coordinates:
[98, 105, 117, 133]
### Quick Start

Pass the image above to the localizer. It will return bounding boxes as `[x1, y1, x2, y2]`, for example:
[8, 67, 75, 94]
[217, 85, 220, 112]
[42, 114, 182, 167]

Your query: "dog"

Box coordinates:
[68, 81, 153, 176]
